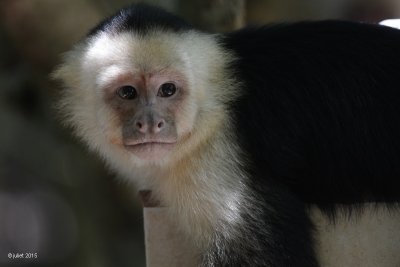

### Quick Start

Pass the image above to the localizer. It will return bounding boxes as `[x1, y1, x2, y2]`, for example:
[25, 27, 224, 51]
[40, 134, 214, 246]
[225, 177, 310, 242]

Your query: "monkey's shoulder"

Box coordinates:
[223, 20, 400, 51]
[222, 21, 400, 76]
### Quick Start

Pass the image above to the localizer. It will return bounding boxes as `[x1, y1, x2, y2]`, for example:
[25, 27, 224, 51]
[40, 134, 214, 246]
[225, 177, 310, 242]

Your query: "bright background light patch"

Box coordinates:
[380, 19, 400, 29]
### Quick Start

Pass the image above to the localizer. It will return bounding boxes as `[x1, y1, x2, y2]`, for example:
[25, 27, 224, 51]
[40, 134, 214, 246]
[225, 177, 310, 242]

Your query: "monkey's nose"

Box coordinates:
[135, 118, 165, 134]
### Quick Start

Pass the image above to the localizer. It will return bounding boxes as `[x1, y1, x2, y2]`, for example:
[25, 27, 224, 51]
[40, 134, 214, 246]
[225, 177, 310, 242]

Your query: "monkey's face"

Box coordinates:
[84, 32, 200, 164]
[55, 30, 234, 168]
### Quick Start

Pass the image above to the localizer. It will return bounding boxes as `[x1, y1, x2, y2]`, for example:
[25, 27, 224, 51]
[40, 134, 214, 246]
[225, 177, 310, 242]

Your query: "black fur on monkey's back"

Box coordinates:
[223, 22, 400, 212]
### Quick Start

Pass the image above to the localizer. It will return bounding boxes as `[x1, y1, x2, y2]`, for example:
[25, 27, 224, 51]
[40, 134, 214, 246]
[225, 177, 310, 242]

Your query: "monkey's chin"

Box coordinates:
[124, 142, 176, 161]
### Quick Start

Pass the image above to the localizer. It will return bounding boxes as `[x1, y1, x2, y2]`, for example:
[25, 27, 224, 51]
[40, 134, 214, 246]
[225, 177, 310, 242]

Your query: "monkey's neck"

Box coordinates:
[152, 123, 251, 247]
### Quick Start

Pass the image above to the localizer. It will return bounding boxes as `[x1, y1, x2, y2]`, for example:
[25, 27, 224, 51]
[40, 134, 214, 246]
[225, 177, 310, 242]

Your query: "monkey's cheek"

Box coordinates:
[124, 143, 176, 161]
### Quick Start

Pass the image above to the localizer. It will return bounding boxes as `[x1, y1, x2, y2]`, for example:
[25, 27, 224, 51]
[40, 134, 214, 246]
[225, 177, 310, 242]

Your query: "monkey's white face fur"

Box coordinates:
[54, 29, 251, 246]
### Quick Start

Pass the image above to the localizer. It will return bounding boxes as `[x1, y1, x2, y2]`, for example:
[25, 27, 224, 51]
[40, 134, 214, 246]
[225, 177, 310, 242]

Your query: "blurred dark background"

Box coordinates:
[0, 0, 399, 266]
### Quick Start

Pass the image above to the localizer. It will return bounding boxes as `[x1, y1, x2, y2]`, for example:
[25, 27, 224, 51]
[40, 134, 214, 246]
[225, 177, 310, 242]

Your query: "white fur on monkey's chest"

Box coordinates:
[310, 204, 400, 267]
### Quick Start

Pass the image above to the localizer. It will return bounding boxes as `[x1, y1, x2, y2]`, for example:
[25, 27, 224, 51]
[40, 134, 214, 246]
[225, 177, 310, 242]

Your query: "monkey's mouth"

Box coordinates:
[123, 140, 177, 159]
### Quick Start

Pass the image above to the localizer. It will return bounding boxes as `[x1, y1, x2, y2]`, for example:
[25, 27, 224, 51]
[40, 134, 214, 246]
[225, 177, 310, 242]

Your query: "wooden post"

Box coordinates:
[139, 190, 198, 267]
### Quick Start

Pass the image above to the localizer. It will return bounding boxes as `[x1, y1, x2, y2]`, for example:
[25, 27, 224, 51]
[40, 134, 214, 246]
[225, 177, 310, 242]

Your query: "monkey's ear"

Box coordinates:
[51, 54, 81, 90]
[51, 63, 69, 83]
[51, 49, 89, 126]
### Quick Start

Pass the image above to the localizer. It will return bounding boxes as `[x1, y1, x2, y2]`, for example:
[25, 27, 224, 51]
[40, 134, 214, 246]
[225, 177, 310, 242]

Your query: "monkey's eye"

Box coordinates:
[117, 86, 137, 100]
[158, 83, 177, 97]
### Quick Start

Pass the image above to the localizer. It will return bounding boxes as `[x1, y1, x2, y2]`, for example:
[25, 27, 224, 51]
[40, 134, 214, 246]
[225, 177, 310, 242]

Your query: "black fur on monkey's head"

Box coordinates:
[88, 3, 192, 37]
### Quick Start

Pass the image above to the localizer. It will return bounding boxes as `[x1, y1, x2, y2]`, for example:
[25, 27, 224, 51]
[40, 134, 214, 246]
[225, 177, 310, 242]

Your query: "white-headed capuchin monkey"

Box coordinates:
[53, 3, 400, 267]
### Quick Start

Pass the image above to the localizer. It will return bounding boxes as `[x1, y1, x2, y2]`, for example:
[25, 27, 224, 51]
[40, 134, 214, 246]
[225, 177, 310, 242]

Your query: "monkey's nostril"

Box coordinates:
[157, 121, 164, 128]
[136, 122, 143, 129]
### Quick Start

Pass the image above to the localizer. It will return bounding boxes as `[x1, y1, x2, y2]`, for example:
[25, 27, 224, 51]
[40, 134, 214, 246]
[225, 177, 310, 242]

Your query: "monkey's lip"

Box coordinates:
[124, 140, 177, 146]
[123, 140, 177, 157]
